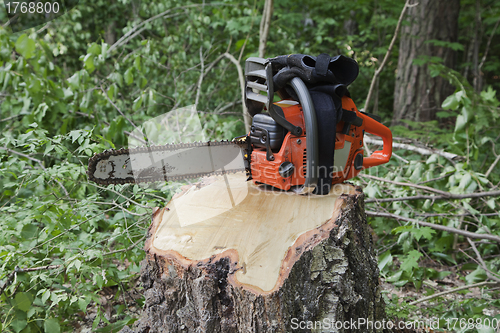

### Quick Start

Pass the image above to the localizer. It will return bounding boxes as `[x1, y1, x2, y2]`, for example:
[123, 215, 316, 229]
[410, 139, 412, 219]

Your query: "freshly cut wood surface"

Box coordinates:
[149, 173, 356, 293]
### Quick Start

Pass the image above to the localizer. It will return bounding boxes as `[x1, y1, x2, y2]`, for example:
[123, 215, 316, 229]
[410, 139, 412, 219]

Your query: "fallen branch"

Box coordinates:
[466, 238, 500, 282]
[408, 281, 499, 305]
[366, 210, 500, 243]
[0, 265, 62, 296]
[364, 136, 463, 161]
[0, 147, 69, 197]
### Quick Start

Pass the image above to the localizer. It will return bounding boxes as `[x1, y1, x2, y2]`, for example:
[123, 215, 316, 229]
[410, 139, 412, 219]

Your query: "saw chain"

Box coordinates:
[87, 139, 249, 186]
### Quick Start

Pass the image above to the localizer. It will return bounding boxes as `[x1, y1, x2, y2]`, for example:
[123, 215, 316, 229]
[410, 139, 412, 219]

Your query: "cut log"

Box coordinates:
[122, 173, 392, 332]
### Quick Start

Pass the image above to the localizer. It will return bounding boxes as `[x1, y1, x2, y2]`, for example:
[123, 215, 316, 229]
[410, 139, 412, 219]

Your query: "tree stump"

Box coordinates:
[121, 174, 390, 333]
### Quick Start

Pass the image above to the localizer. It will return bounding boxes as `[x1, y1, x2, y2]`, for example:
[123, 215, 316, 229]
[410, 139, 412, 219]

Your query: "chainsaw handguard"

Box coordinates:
[361, 115, 392, 168]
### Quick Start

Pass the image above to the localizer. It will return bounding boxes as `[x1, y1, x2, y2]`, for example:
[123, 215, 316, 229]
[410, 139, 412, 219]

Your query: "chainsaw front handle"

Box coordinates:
[289, 77, 318, 194]
[361, 114, 392, 168]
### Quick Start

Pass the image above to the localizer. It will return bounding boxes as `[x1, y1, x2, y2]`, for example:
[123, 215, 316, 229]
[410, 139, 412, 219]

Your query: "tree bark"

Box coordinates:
[120, 175, 393, 333]
[392, 0, 460, 126]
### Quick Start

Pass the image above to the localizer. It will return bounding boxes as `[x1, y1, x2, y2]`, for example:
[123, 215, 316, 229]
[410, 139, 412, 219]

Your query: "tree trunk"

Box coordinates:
[120, 174, 392, 333]
[392, 0, 460, 126]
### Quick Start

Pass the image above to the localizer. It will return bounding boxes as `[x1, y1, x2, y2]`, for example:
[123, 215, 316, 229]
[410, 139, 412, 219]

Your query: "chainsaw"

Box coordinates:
[87, 54, 392, 195]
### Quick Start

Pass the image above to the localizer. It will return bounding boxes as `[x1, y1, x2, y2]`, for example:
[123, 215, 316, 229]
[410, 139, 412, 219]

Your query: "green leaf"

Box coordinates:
[88, 43, 101, 56]
[27, 306, 36, 319]
[96, 318, 136, 332]
[134, 56, 141, 71]
[21, 224, 38, 239]
[442, 94, 459, 110]
[132, 95, 142, 112]
[78, 297, 91, 312]
[436, 111, 453, 118]
[124, 68, 134, 85]
[459, 172, 472, 189]
[67, 73, 80, 90]
[426, 154, 439, 164]
[400, 250, 422, 273]
[465, 267, 487, 284]
[11, 318, 27, 333]
[15, 292, 33, 312]
[44, 318, 60, 333]
[41, 290, 51, 304]
[378, 250, 393, 272]
[454, 114, 466, 133]
[15, 35, 36, 59]
[486, 198, 495, 209]
[480, 86, 496, 102]
[477, 326, 496, 333]
[432, 252, 457, 265]
[101, 43, 108, 58]
[411, 227, 436, 241]
[93, 312, 101, 330]
[386, 270, 402, 282]
[107, 85, 115, 100]
[83, 54, 95, 73]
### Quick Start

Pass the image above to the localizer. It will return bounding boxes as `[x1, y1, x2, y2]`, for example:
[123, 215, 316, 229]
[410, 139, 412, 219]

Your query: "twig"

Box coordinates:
[223, 52, 251, 132]
[364, 0, 417, 113]
[0, 265, 62, 296]
[16, 265, 62, 273]
[417, 173, 450, 184]
[364, 136, 462, 161]
[467, 238, 500, 282]
[364, 189, 500, 203]
[478, 16, 500, 72]
[0, 147, 69, 196]
[24, 206, 117, 254]
[0, 114, 23, 122]
[485, 154, 500, 179]
[100, 86, 145, 138]
[87, 183, 151, 209]
[108, 3, 232, 54]
[360, 174, 451, 196]
[109, 27, 148, 53]
[366, 211, 500, 243]
[2, 12, 20, 27]
[416, 212, 499, 218]
[391, 152, 409, 164]
[408, 281, 499, 305]
[194, 47, 205, 110]
[0, 272, 15, 296]
[104, 236, 146, 256]
[67, 110, 146, 144]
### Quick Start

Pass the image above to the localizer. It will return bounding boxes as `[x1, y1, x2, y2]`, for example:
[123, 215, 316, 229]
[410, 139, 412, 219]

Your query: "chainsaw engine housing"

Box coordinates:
[250, 97, 369, 191]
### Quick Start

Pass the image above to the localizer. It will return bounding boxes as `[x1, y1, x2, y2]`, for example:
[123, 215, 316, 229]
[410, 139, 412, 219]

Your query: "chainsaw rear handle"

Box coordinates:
[361, 114, 392, 168]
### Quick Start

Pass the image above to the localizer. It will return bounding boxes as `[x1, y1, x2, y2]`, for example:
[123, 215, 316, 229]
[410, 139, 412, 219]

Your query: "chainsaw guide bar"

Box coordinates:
[87, 140, 248, 186]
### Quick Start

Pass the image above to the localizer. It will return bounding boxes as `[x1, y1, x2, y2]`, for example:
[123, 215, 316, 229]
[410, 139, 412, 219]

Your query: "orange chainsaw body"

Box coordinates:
[250, 96, 392, 191]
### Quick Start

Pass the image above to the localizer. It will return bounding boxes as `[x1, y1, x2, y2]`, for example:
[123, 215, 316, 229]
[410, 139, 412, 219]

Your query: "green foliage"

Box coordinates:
[1, 0, 499, 330]
[366, 68, 500, 327]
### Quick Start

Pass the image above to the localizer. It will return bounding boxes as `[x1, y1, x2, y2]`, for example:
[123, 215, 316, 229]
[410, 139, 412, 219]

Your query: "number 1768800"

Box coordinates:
[5, 2, 60, 14]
